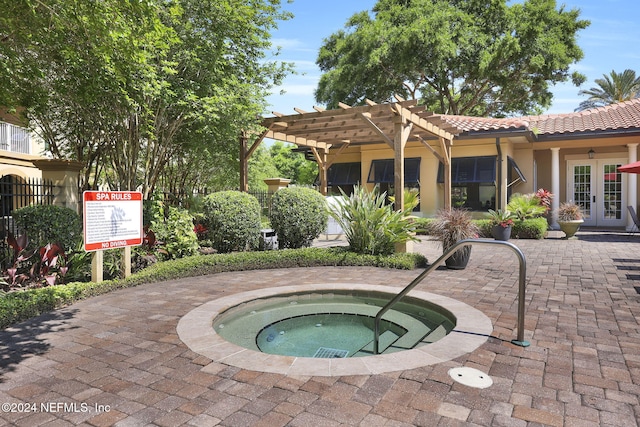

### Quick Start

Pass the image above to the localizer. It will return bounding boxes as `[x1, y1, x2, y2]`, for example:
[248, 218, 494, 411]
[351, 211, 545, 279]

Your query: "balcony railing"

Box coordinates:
[0, 121, 30, 154]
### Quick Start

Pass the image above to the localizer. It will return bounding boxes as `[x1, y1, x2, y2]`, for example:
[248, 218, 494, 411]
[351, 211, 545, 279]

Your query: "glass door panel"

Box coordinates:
[572, 164, 593, 222]
[602, 163, 622, 219]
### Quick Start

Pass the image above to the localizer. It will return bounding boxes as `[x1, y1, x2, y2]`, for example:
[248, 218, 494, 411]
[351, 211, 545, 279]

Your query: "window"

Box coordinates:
[438, 156, 497, 211]
[366, 158, 421, 209]
[367, 158, 421, 184]
[326, 162, 361, 196]
[507, 156, 526, 187]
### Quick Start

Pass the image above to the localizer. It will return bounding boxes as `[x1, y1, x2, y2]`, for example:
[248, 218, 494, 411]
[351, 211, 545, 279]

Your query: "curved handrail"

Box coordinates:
[373, 239, 529, 354]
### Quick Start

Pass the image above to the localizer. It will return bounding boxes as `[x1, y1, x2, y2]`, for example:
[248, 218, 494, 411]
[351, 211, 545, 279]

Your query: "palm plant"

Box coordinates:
[507, 194, 547, 221]
[576, 69, 640, 111]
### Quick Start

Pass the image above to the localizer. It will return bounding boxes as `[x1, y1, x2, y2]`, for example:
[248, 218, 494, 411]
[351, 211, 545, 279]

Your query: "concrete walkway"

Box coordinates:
[1, 231, 639, 426]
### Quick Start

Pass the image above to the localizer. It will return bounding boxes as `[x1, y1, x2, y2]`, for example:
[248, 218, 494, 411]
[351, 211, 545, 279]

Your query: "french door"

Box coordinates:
[568, 159, 626, 227]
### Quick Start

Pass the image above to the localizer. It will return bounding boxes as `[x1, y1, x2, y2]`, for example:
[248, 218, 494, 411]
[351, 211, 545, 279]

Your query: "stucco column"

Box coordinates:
[32, 159, 83, 213]
[627, 143, 638, 230]
[550, 147, 560, 229]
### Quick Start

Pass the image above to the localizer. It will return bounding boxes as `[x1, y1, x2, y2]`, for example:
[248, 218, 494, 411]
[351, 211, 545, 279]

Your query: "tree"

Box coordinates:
[576, 69, 640, 111]
[0, 0, 292, 196]
[248, 145, 281, 191]
[269, 142, 317, 185]
[105, 0, 293, 197]
[0, 0, 170, 190]
[315, 0, 589, 117]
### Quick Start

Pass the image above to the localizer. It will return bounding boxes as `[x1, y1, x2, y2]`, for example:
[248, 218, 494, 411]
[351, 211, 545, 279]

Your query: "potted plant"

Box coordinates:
[429, 208, 479, 269]
[486, 209, 514, 241]
[555, 202, 584, 238]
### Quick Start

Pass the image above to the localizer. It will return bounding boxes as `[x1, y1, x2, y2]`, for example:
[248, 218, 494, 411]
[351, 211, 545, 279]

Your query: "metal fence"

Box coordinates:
[1, 177, 57, 264]
[248, 190, 274, 217]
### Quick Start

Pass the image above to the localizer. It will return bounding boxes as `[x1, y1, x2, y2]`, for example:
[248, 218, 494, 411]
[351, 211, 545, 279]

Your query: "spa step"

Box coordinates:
[420, 322, 449, 344]
[384, 321, 450, 353]
[354, 330, 400, 356]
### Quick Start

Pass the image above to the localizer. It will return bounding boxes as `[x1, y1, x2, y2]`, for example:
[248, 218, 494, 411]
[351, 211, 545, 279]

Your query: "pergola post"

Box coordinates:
[393, 120, 405, 210]
[310, 147, 329, 196]
[440, 137, 452, 209]
[239, 133, 248, 192]
[393, 116, 412, 210]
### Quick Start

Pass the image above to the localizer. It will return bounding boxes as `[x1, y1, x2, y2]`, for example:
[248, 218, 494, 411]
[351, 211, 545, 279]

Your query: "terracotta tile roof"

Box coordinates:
[437, 98, 640, 137]
[435, 115, 531, 133]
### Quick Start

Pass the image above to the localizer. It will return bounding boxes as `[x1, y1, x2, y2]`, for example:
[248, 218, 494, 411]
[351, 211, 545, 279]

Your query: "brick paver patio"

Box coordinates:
[1, 231, 639, 426]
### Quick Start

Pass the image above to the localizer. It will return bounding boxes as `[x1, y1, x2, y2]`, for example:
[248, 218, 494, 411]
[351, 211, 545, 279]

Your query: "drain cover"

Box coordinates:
[314, 347, 349, 358]
[448, 367, 493, 388]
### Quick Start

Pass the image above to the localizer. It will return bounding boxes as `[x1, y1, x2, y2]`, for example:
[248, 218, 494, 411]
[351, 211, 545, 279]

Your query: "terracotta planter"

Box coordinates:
[558, 220, 583, 239]
[491, 225, 512, 241]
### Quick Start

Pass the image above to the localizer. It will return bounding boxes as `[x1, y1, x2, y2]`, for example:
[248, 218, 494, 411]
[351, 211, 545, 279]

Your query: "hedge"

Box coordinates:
[0, 247, 428, 329]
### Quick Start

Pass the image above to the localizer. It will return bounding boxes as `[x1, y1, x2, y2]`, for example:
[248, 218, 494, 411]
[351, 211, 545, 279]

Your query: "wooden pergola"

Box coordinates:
[240, 98, 463, 210]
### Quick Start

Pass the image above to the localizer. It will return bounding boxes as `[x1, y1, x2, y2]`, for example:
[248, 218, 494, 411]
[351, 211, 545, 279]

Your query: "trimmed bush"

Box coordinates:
[202, 191, 261, 253]
[477, 218, 547, 239]
[513, 217, 548, 239]
[12, 205, 82, 251]
[0, 247, 428, 329]
[270, 187, 328, 249]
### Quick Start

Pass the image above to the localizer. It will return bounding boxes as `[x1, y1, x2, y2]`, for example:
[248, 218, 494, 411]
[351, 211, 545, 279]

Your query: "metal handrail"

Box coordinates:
[373, 239, 529, 354]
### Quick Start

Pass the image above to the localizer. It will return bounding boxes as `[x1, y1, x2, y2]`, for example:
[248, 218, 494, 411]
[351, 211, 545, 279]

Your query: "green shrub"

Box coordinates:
[148, 198, 199, 260]
[202, 191, 261, 253]
[328, 185, 417, 255]
[513, 217, 548, 239]
[12, 205, 82, 251]
[412, 217, 433, 235]
[435, 217, 548, 240]
[270, 187, 328, 249]
[476, 219, 493, 238]
[0, 247, 427, 329]
[476, 218, 547, 239]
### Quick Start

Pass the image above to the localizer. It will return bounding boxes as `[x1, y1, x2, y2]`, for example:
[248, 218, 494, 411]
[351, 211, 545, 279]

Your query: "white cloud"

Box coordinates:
[271, 38, 317, 53]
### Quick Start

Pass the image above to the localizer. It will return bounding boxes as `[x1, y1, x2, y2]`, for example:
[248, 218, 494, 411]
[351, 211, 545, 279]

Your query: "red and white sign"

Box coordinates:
[83, 191, 143, 251]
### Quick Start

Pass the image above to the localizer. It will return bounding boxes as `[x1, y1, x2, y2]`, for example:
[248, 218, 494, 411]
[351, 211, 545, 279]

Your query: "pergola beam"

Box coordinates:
[415, 134, 444, 164]
[257, 99, 462, 211]
[357, 112, 394, 148]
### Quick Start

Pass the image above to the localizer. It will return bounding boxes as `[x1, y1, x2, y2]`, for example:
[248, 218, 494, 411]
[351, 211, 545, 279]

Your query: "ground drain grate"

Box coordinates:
[448, 367, 493, 389]
[314, 347, 349, 358]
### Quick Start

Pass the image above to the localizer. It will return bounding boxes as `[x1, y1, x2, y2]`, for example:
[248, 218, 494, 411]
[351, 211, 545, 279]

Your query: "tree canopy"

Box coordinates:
[315, 0, 590, 117]
[0, 0, 292, 196]
[576, 69, 640, 111]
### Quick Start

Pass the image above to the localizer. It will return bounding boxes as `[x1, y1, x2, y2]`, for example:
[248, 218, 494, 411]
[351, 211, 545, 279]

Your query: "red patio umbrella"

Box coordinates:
[618, 160, 640, 174]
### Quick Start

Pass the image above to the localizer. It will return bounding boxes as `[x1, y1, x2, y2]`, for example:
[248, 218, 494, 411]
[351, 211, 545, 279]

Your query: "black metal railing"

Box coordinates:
[0, 176, 58, 265]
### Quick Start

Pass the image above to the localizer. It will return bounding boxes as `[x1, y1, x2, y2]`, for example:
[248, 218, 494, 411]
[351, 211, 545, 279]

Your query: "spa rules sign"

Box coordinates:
[83, 191, 143, 251]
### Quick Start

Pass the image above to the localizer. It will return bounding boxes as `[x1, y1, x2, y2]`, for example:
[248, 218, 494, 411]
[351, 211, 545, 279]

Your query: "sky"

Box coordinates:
[265, 0, 640, 117]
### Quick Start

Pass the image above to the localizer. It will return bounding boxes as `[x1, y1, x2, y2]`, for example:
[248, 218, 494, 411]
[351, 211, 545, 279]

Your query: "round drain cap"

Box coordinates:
[448, 367, 493, 389]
